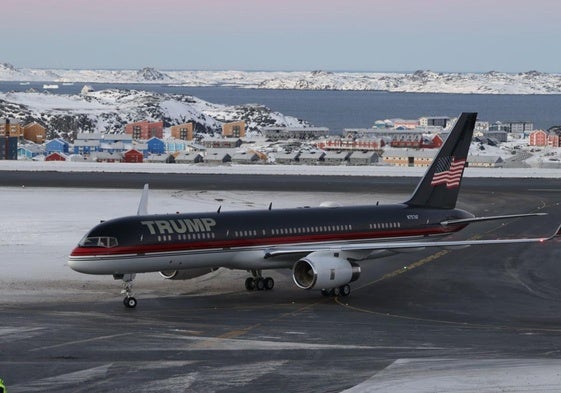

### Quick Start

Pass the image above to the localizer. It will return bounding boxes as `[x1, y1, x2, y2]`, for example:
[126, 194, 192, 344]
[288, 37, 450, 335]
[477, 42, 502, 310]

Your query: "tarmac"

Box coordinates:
[2, 172, 561, 392]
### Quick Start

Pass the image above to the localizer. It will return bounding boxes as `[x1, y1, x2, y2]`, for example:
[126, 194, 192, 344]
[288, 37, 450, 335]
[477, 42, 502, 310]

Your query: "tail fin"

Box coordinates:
[405, 112, 477, 209]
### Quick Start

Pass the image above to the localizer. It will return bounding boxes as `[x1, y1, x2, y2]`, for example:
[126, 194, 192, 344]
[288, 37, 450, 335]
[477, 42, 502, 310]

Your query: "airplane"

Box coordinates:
[68, 112, 560, 308]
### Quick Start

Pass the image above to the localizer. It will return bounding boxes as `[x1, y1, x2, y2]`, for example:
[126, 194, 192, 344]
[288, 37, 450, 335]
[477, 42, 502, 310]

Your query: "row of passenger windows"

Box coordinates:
[271, 225, 353, 236]
[233, 230, 260, 238]
[231, 225, 355, 239]
[157, 233, 217, 242]
[369, 222, 401, 230]
[155, 222, 400, 243]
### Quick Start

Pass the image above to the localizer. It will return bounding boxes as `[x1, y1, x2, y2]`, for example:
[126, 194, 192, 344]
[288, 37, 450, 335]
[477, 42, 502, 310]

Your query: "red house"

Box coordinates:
[421, 134, 444, 149]
[123, 149, 144, 163]
[529, 129, 561, 147]
[125, 121, 164, 140]
[529, 130, 548, 147]
[45, 152, 67, 161]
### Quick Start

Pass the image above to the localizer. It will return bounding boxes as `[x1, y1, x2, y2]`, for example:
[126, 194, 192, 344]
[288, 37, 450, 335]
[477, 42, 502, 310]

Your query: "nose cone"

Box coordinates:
[67, 252, 84, 273]
[68, 246, 96, 273]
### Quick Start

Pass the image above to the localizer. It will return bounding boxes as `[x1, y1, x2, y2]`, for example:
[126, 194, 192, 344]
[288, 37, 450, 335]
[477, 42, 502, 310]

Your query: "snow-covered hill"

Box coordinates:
[0, 88, 309, 138]
[1, 63, 561, 94]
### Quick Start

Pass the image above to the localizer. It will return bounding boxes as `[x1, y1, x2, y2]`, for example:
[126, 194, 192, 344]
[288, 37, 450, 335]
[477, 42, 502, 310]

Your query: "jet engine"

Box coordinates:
[159, 268, 216, 280]
[292, 251, 360, 290]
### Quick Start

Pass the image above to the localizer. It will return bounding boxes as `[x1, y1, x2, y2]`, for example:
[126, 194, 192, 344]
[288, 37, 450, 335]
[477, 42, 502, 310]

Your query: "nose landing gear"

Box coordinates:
[114, 273, 137, 308]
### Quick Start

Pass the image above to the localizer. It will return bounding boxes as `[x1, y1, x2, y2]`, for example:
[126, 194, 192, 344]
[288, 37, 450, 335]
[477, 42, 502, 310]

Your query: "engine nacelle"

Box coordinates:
[292, 251, 360, 290]
[159, 268, 215, 280]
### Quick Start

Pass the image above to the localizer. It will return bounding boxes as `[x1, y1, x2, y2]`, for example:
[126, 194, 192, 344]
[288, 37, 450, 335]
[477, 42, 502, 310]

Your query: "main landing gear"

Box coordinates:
[245, 270, 274, 291]
[114, 273, 137, 308]
[321, 284, 351, 297]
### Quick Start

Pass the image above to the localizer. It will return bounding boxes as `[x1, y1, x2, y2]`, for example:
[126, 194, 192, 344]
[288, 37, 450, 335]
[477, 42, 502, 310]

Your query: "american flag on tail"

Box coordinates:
[430, 156, 466, 189]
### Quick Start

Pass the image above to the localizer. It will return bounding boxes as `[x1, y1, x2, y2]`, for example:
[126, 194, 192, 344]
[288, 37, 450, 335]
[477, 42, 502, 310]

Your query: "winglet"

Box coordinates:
[137, 184, 149, 215]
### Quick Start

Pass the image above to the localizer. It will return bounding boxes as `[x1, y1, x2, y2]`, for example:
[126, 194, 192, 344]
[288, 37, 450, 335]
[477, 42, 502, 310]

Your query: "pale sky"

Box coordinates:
[2, 0, 560, 72]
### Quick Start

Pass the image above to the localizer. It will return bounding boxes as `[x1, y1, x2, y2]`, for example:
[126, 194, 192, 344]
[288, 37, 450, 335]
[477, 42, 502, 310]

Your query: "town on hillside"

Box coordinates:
[2, 116, 561, 168]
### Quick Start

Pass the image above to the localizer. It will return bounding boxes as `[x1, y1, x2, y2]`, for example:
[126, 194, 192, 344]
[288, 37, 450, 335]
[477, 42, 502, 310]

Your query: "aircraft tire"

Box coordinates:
[264, 277, 274, 290]
[255, 277, 266, 291]
[245, 277, 256, 291]
[340, 284, 351, 297]
[124, 296, 137, 308]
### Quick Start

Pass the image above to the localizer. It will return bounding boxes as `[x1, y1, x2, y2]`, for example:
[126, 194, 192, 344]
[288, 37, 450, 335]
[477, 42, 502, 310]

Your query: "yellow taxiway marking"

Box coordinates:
[336, 204, 561, 333]
[30, 333, 131, 352]
[208, 203, 557, 341]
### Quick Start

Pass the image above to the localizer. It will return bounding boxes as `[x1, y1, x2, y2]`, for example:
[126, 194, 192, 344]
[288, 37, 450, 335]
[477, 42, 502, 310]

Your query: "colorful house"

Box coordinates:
[45, 152, 67, 161]
[123, 149, 144, 163]
[170, 122, 194, 140]
[146, 137, 165, 155]
[222, 121, 245, 138]
[18, 144, 45, 160]
[46, 138, 70, 154]
[23, 122, 46, 143]
[125, 121, 164, 140]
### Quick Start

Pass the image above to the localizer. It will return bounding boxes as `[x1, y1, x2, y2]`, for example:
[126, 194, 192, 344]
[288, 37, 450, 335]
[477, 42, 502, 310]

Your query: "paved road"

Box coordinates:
[1, 177, 561, 392]
[2, 169, 561, 193]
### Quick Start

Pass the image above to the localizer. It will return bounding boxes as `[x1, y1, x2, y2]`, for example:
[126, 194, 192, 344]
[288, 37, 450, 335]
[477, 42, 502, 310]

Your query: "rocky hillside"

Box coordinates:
[0, 88, 310, 140]
[1, 63, 561, 94]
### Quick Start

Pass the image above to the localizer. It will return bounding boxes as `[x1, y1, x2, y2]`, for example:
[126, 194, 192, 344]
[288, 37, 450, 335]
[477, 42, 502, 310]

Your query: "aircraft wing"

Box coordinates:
[264, 223, 561, 259]
[440, 212, 547, 226]
[137, 184, 150, 215]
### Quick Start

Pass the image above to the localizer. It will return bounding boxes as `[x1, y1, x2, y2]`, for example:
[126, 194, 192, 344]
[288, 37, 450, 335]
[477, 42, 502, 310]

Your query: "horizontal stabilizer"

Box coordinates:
[441, 212, 547, 226]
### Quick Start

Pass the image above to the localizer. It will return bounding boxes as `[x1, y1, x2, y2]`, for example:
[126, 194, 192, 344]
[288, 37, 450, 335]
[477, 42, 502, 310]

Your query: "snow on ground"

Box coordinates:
[3, 66, 561, 94]
[344, 358, 561, 393]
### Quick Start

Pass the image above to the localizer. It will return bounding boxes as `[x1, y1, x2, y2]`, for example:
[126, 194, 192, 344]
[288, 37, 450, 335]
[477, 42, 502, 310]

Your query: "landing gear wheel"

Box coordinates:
[124, 296, 137, 308]
[118, 273, 137, 308]
[339, 284, 351, 297]
[321, 286, 351, 297]
[245, 277, 256, 291]
[245, 270, 274, 292]
[255, 277, 266, 291]
[264, 277, 275, 290]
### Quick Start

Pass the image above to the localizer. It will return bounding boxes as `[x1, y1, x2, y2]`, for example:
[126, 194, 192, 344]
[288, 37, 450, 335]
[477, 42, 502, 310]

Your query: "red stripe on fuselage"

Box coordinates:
[70, 224, 464, 257]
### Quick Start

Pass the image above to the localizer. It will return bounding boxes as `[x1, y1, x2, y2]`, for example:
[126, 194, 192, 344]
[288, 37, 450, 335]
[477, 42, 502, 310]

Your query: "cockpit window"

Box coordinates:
[79, 236, 119, 248]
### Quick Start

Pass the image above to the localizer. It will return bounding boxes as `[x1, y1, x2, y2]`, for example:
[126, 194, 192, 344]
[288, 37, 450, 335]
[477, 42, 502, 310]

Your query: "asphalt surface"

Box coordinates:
[2, 173, 561, 392]
[3, 169, 561, 192]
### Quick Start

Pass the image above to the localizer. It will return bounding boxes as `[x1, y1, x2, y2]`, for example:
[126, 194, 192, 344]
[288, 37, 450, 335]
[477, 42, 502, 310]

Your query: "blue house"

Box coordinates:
[146, 137, 165, 155]
[73, 140, 100, 155]
[165, 138, 189, 153]
[46, 138, 69, 154]
[100, 134, 133, 153]
[18, 144, 45, 160]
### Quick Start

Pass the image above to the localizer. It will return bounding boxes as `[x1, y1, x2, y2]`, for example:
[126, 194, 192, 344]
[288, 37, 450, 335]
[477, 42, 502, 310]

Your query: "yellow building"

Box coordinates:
[222, 121, 245, 138]
[1, 119, 24, 138]
[23, 122, 46, 143]
[170, 122, 194, 140]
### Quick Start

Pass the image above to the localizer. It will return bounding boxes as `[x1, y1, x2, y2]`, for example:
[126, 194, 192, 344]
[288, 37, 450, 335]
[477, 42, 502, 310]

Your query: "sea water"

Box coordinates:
[1, 82, 560, 131]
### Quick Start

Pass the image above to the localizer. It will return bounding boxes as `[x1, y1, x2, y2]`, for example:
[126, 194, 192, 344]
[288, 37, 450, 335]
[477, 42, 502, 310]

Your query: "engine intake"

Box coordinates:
[293, 251, 360, 290]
